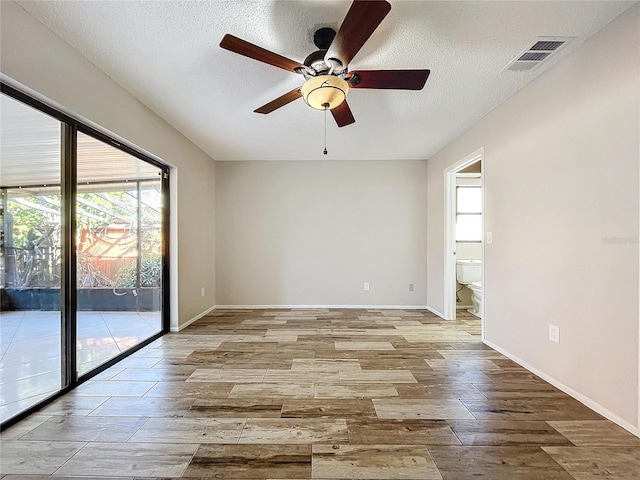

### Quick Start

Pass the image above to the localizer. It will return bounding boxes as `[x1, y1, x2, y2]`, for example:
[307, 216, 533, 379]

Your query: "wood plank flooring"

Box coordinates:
[1, 308, 639, 479]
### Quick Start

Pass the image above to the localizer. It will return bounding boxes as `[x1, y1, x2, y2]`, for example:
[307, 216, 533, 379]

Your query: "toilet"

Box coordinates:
[456, 260, 483, 318]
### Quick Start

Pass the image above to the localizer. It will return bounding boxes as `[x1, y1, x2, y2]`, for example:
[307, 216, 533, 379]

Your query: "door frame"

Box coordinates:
[443, 147, 484, 327]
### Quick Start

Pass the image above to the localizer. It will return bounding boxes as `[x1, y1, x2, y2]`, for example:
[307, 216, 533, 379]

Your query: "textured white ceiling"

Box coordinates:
[17, 1, 634, 161]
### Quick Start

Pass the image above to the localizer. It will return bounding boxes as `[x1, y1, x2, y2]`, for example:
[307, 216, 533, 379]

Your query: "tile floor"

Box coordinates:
[0, 310, 161, 422]
[1, 308, 639, 479]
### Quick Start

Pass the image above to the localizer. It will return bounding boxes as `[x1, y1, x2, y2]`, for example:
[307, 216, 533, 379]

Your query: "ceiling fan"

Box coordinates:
[219, 0, 430, 127]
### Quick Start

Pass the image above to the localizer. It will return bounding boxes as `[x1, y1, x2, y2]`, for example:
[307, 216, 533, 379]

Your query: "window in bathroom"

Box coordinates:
[456, 186, 482, 242]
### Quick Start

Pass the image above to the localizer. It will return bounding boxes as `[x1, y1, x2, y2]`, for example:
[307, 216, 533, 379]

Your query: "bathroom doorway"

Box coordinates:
[444, 148, 484, 331]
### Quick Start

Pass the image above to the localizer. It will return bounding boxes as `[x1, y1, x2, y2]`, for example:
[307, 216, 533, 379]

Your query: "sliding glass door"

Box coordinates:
[76, 132, 163, 375]
[0, 94, 64, 423]
[0, 86, 169, 427]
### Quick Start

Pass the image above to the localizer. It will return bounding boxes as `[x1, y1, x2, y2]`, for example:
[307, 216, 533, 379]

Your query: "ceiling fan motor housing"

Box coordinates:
[302, 28, 347, 78]
[302, 51, 348, 79]
[303, 49, 330, 74]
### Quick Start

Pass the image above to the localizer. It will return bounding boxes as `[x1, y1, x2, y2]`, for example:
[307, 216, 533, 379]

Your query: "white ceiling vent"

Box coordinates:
[503, 37, 574, 72]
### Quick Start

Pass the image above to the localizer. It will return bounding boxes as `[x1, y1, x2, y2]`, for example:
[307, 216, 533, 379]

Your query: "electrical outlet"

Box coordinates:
[409, 283, 414, 292]
[363, 282, 370, 291]
[201, 286, 205, 297]
[549, 324, 560, 343]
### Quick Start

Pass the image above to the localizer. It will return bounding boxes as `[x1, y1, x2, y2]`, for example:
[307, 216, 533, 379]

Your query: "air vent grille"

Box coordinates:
[504, 36, 574, 72]
[530, 40, 565, 51]
[518, 51, 551, 62]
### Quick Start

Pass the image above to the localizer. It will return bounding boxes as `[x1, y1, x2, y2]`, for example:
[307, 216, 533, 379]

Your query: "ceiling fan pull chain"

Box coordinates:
[323, 104, 328, 155]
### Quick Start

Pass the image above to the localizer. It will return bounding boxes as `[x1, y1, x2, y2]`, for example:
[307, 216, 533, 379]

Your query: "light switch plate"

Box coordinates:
[549, 324, 560, 343]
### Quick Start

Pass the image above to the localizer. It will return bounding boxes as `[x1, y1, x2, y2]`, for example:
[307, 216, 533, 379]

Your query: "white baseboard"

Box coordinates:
[214, 304, 429, 310]
[171, 305, 216, 332]
[426, 306, 446, 319]
[483, 339, 640, 437]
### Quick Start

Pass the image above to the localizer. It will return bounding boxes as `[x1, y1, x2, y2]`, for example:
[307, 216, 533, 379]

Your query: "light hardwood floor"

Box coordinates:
[1, 308, 639, 479]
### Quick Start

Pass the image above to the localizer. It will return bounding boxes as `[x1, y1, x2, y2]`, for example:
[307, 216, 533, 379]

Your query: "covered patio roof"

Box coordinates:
[1, 94, 160, 188]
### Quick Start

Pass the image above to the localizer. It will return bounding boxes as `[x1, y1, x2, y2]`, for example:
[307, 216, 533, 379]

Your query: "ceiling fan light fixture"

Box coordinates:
[300, 75, 349, 110]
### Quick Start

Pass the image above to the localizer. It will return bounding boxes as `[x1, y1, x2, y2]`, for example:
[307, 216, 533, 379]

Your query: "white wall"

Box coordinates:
[0, 1, 216, 329]
[427, 5, 639, 432]
[216, 160, 427, 307]
[456, 244, 482, 261]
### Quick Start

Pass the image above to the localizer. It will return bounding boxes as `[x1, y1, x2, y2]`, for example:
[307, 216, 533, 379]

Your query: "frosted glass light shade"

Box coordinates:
[300, 75, 349, 110]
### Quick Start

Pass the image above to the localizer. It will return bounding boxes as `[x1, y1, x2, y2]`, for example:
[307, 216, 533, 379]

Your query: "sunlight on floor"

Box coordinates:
[0, 310, 161, 422]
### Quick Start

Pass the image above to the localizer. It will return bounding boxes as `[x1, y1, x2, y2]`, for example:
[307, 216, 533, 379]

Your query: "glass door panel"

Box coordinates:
[0, 93, 63, 422]
[76, 132, 163, 375]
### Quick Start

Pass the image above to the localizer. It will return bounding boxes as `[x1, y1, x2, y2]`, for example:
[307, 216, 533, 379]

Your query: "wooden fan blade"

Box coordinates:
[220, 34, 305, 73]
[331, 100, 356, 127]
[254, 88, 302, 114]
[325, 0, 391, 68]
[349, 69, 431, 90]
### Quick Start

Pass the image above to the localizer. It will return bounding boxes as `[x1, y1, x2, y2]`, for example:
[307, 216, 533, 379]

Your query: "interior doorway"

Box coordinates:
[444, 148, 484, 333]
